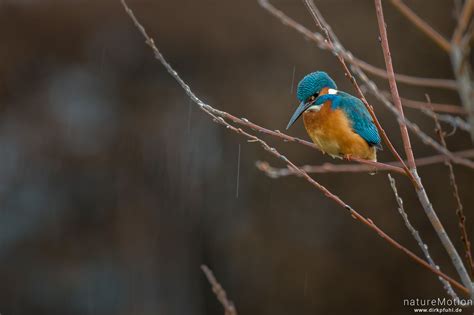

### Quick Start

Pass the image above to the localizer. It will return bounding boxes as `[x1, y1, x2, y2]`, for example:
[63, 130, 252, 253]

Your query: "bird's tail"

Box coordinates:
[368, 148, 377, 175]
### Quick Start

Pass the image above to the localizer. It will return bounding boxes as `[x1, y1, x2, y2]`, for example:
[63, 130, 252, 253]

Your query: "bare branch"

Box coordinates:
[421, 110, 471, 133]
[355, 58, 458, 90]
[451, 0, 474, 142]
[375, 0, 415, 169]
[201, 265, 238, 315]
[397, 96, 468, 116]
[393, 94, 471, 132]
[256, 149, 474, 177]
[452, 0, 474, 45]
[365, 87, 474, 168]
[450, 43, 474, 142]
[388, 174, 459, 300]
[390, 0, 452, 53]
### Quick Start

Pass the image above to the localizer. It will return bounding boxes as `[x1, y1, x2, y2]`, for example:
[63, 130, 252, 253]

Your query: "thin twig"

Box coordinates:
[452, 0, 474, 45]
[428, 96, 474, 278]
[256, 149, 474, 177]
[451, 0, 474, 142]
[398, 96, 467, 116]
[365, 88, 474, 168]
[451, 43, 474, 142]
[421, 110, 471, 133]
[390, 0, 452, 53]
[120, 0, 469, 295]
[201, 265, 238, 315]
[388, 174, 459, 300]
[375, 0, 416, 170]
[392, 94, 471, 133]
[375, 0, 473, 295]
[355, 57, 458, 90]
[460, 21, 474, 51]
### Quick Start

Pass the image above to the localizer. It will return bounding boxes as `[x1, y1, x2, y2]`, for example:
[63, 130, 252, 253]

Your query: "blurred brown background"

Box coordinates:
[0, 0, 472, 314]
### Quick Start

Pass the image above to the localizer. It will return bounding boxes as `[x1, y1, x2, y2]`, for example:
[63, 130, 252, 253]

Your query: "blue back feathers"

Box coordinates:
[296, 71, 337, 102]
[315, 92, 382, 149]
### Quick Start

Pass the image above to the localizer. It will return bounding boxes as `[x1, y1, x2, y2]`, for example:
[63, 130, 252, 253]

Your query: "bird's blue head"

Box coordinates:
[296, 71, 337, 103]
[287, 71, 337, 129]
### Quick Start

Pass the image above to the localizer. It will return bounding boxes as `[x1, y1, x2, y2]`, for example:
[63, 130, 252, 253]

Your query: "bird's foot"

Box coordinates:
[343, 154, 378, 175]
[342, 154, 353, 161]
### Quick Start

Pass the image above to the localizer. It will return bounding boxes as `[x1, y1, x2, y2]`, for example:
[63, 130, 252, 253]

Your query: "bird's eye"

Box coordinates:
[308, 93, 318, 103]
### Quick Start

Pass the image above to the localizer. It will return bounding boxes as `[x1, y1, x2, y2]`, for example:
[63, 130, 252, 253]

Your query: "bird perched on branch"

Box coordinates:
[287, 71, 382, 161]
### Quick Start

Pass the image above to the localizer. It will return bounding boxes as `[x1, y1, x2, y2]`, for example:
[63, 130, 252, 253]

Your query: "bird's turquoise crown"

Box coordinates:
[296, 71, 337, 103]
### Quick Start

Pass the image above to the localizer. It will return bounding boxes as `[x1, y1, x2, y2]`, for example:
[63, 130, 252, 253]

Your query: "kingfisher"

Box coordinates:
[286, 71, 382, 161]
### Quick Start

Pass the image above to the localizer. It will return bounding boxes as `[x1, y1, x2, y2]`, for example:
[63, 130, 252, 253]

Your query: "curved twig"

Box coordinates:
[256, 149, 474, 177]
[399, 96, 468, 116]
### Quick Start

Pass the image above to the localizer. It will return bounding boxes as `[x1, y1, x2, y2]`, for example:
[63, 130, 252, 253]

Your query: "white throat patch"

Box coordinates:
[308, 105, 321, 112]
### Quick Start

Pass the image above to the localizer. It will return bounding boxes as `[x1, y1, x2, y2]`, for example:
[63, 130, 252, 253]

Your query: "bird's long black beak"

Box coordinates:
[286, 101, 310, 130]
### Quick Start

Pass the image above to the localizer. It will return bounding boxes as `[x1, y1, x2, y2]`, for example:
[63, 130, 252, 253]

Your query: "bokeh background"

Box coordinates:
[0, 0, 472, 314]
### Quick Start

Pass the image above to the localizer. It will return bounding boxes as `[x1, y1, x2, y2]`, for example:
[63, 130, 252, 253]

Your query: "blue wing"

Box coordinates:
[316, 93, 382, 149]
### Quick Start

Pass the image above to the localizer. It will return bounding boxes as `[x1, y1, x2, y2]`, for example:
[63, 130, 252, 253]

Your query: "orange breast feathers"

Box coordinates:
[302, 99, 377, 161]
